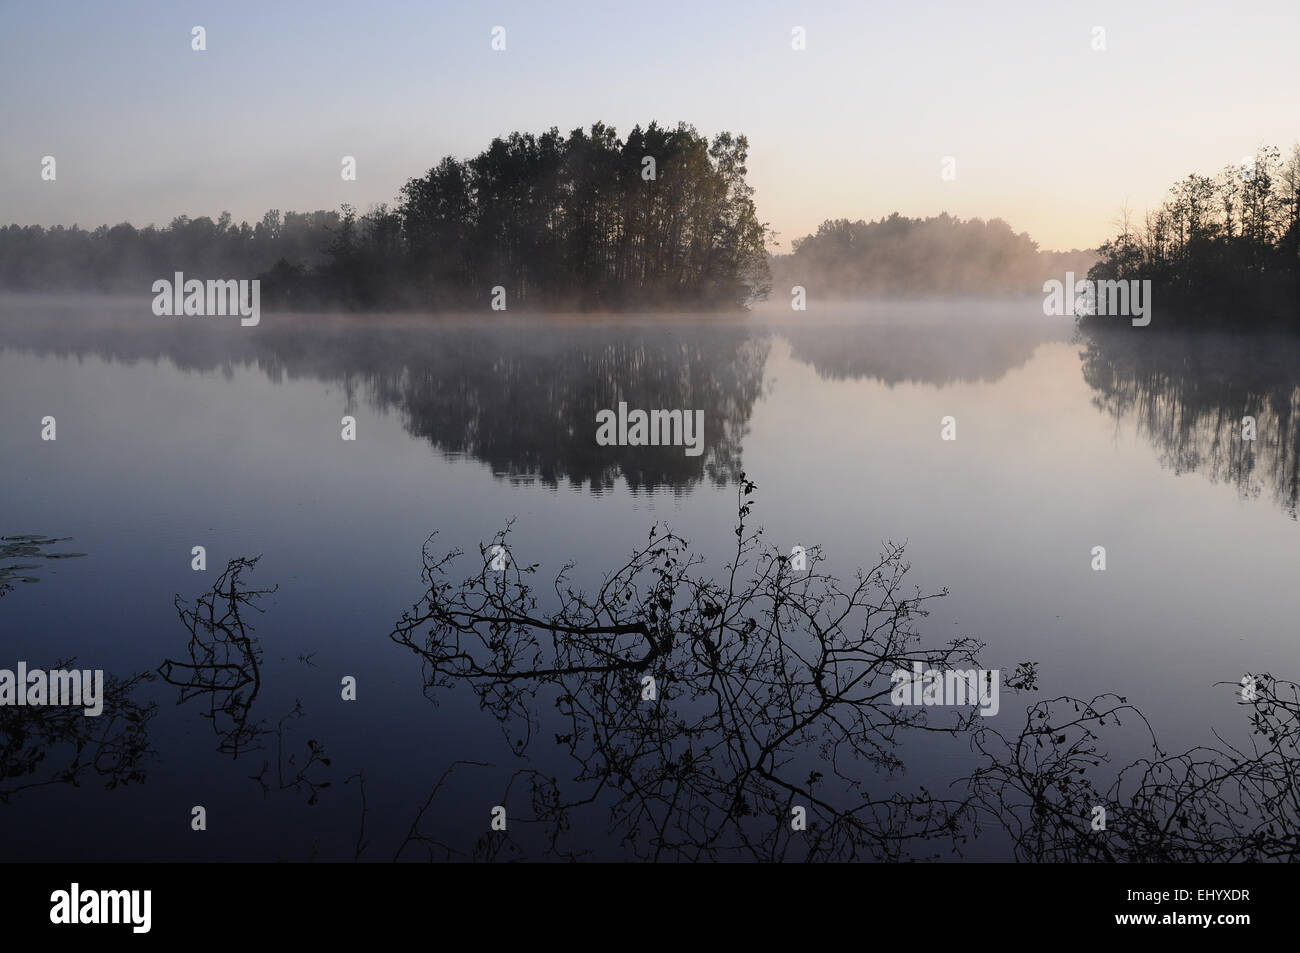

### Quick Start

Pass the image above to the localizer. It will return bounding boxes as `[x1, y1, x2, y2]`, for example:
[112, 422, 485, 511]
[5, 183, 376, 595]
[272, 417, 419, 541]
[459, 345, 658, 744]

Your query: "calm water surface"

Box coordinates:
[1, 297, 1296, 860]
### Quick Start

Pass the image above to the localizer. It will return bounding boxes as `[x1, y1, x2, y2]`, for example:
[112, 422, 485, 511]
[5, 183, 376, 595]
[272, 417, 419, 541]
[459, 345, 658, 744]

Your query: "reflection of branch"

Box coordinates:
[965, 676, 1300, 861]
[391, 476, 989, 861]
[345, 771, 369, 862]
[158, 556, 276, 756]
[158, 558, 337, 814]
[248, 701, 332, 806]
[0, 660, 155, 803]
[393, 760, 493, 862]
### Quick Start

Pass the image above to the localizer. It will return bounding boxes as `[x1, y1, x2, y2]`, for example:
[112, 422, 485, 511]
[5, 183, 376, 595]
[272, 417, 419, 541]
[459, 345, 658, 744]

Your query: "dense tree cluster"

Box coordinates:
[387, 122, 771, 310]
[0, 122, 772, 312]
[1087, 144, 1300, 328]
[772, 213, 1096, 297]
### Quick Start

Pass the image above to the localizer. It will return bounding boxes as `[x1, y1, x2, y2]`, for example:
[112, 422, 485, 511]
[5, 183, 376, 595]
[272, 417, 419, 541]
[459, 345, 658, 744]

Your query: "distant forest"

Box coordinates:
[0, 122, 772, 311]
[25, 129, 1300, 319]
[771, 213, 1095, 298]
[1086, 144, 1300, 329]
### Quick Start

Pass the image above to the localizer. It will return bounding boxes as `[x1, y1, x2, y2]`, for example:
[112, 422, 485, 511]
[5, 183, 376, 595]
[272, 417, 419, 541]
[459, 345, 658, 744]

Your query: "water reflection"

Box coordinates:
[1080, 328, 1300, 518]
[157, 556, 274, 757]
[0, 536, 154, 802]
[0, 535, 86, 597]
[0, 662, 155, 803]
[2, 520, 1296, 860]
[0, 303, 768, 492]
[0, 302, 1082, 494]
[389, 478, 988, 860]
[366, 327, 768, 491]
[780, 318, 1070, 386]
[382, 482, 1300, 861]
[157, 556, 334, 804]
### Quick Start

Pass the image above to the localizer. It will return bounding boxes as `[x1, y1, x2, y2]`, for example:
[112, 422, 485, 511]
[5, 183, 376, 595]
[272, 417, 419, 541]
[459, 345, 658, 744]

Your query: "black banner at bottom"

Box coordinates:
[2, 862, 1272, 940]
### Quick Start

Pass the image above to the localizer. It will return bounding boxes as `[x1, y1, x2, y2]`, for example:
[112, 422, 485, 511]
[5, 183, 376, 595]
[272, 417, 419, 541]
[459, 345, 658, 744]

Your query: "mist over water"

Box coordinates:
[2, 295, 1295, 860]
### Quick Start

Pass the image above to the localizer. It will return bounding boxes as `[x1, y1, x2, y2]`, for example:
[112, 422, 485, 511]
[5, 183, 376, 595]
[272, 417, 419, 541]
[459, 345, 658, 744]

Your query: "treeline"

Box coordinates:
[0, 122, 772, 312]
[1087, 144, 1300, 328]
[771, 213, 1095, 297]
[0, 210, 340, 294]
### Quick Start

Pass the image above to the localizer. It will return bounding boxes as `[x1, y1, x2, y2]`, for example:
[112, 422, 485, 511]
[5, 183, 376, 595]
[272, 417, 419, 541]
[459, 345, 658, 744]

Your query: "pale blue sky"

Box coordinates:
[2, 0, 1297, 250]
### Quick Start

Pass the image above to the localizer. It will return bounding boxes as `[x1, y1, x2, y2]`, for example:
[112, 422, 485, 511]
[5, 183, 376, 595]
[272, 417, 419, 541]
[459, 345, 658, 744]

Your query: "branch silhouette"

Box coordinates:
[157, 556, 334, 807]
[158, 556, 275, 757]
[0, 659, 155, 804]
[964, 676, 1300, 861]
[144, 514, 1300, 861]
[390, 475, 989, 860]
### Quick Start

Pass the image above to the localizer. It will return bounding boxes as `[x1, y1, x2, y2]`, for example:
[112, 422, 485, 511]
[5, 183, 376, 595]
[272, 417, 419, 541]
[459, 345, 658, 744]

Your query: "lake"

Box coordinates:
[1, 296, 1296, 861]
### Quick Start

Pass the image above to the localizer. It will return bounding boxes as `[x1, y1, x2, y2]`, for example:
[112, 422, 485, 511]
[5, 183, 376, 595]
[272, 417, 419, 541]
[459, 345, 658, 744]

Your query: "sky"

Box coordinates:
[2, 0, 1298, 252]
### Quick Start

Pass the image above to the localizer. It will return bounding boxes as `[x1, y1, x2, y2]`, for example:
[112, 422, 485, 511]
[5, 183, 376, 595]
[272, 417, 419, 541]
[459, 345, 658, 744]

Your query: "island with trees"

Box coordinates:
[1, 122, 773, 313]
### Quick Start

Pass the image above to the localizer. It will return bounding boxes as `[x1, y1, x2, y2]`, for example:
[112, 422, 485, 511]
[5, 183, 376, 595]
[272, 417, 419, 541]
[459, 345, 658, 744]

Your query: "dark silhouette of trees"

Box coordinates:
[314, 121, 771, 310]
[1087, 144, 1300, 328]
[0, 122, 772, 312]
